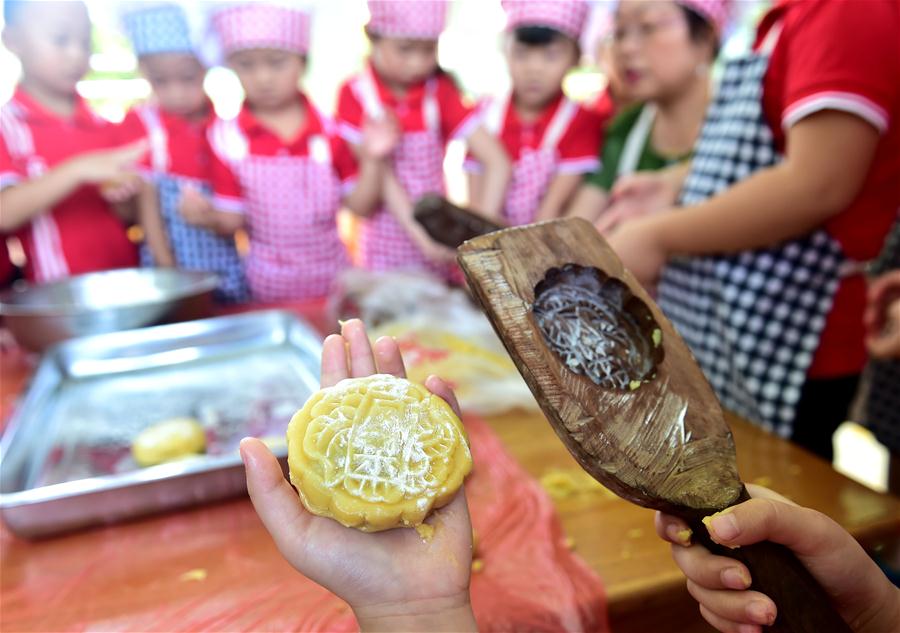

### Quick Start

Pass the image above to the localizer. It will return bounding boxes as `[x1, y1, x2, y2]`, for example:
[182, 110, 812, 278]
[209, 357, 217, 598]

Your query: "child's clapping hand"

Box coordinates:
[241, 319, 476, 633]
[361, 115, 400, 160]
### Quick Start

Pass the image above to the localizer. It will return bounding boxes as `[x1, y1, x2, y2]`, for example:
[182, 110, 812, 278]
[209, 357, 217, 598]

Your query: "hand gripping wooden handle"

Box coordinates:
[684, 486, 852, 633]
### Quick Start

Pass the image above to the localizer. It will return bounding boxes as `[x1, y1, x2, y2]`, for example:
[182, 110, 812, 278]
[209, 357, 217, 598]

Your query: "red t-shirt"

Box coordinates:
[118, 101, 215, 181]
[0, 88, 138, 283]
[756, 0, 900, 377]
[207, 93, 359, 214]
[465, 92, 603, 175]
[335, 64, 477, 146]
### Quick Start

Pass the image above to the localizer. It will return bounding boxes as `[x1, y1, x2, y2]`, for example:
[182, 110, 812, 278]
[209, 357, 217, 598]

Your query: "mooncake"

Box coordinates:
[286, 374, 472, 532]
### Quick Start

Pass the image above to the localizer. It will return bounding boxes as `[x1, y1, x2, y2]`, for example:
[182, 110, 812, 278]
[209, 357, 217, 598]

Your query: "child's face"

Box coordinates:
[227, 49, 305, 111]
[506, 37, 578, 111]
[140, 53, 207, 118]
[612, 0, 711, 102]
[370, 38, 438, 87]
[2, 1, 91, 97]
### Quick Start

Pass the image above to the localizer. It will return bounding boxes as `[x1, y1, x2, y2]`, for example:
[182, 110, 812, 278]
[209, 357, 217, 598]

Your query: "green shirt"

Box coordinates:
[585, 104, 691, 191]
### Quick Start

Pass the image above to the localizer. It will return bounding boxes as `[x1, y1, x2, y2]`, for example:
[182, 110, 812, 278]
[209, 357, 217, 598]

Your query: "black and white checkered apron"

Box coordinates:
[863, 215, 900, 452]
[657, 33, 847, 437]
[140, 174, 249, 304]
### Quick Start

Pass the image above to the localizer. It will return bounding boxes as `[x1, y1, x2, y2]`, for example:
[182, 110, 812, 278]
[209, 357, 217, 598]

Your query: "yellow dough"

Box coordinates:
[132, 417, 206, 467]
[287, 374, 472, 532]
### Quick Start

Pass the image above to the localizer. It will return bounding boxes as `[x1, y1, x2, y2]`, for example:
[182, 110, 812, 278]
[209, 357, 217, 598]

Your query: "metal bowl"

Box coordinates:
[0, 268, 219, 353]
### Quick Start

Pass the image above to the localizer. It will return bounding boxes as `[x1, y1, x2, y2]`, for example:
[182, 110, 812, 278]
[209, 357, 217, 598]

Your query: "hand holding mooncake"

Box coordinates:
[240, 320, 477, 632]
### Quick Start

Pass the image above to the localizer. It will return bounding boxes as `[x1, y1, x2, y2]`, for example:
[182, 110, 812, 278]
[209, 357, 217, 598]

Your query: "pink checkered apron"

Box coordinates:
[352, 71, 451, 279]
[211, 118, 348, 301]
[482, 94, 579, 226]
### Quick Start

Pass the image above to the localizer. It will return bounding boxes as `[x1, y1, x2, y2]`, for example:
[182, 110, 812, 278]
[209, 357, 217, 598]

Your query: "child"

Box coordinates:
[335, 0, 510, 278]
[118, 2, 249, 304]
[467, 0, 604, 226]
[201, 2, 385, 303]
[607, 0, 900, 459]
[0, 0, 147, 283]
[567, 0, 726, 228]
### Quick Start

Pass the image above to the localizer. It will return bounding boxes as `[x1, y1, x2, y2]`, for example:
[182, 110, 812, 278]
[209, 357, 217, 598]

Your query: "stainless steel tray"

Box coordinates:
[0, 310, 321, 538]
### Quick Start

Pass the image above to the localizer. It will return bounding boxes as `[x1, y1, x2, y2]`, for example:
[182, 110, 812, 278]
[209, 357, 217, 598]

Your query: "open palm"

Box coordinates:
[240, 319, 474, 623]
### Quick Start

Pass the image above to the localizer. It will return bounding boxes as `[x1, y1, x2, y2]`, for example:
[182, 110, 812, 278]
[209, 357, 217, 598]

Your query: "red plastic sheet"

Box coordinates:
[1, 416, 608, 632]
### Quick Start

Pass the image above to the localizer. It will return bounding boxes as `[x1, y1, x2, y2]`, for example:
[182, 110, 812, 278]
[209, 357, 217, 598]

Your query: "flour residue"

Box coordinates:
[307, 375, 462, 504]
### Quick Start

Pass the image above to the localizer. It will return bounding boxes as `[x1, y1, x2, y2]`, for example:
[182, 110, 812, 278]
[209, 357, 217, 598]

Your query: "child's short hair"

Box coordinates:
[513, 25, 580, 60]
[513, 25, 568, 47]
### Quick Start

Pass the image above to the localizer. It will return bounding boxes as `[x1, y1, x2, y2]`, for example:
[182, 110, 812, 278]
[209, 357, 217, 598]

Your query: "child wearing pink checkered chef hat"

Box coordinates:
[190, 2, 391, 302]
[464, 0, 606, 227]
[334, 0, 511, 282]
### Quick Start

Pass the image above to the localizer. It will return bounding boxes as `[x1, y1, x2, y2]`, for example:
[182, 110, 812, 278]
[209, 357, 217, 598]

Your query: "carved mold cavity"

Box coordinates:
[532, 264, 664, 390]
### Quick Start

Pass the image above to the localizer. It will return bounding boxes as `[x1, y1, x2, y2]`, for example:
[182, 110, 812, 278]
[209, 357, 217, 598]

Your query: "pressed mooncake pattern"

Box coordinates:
[287, 374, 472, 531]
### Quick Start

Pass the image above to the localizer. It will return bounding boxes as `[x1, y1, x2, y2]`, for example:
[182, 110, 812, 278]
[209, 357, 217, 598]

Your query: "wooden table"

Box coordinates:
[487, 408, 900, 633]
[2, 348, 898, 632]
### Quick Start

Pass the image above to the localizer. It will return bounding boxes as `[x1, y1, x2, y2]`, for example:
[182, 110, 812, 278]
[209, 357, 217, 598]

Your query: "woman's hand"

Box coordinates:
[864, 270, 900, 360]
[655, 484, 900, 633]
[596, 166, 684, 234]
[241, 319, 476, 632]
[606, 215, 670, 293]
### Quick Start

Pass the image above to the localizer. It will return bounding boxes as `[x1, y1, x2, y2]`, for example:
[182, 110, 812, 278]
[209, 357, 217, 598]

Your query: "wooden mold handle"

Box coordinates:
[686, 486, 852, 633]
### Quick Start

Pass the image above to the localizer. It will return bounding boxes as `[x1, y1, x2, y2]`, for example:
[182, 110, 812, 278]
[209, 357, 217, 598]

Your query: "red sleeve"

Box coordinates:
[775, 0, 899, 134]
[330, 135, 359, 194]
[556, 106, 603, 174]
[0, 131, 24, 190]
[436, 75, 478, 141]
[116, 108, 152, 171]
[205, 126, 245, 214]
[335, 81, 365, 145]
[117, 109, 147, 144]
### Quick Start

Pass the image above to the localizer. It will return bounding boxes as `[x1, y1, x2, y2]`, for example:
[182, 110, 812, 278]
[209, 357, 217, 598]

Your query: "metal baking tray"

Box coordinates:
[0, 310, 321, 538]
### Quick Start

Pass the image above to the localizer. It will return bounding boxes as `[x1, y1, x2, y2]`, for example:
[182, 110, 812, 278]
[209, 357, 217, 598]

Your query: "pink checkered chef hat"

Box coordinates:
[676, 0, 733, 37]
[366, 0, 448, 40]
[212, 2, 311, 56]
[503, 0, 591, 41]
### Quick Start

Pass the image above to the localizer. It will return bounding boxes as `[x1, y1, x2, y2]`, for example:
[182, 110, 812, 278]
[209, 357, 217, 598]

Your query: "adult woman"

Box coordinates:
[567, 0, 728, 227]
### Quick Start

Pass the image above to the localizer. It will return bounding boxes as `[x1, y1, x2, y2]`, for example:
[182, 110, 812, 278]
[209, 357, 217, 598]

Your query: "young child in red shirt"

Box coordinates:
[198, 2, 386, 303]
[118, 2, 248, 304]
[608, 0, 900, 459]
[467, 0, 604, 226]
[0, 0, 147, 283]
[335, 0, 511, 279]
